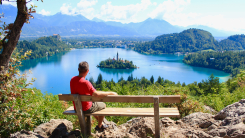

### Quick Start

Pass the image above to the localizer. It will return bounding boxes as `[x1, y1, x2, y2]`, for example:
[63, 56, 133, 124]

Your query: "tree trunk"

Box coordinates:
[0, 0, 27, 74]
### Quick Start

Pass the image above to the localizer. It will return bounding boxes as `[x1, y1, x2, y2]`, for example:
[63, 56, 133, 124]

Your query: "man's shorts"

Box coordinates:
[83, 102, 105, 114]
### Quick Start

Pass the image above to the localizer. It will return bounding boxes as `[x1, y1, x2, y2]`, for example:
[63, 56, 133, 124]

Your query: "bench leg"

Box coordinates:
[73, 95, 87, 137]
[154, 97, 160, 138]
[86, 116, 91, 136]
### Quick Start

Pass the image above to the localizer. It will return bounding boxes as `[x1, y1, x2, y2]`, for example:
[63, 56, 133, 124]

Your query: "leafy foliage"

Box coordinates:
[134, 29, 218, 54]
[133, 29, 245, 54]
[0, 51, 76, 137]
[16, 35, 70, 59]
[183, 51, 245, 76]
[98, 58, 137, 69]
[219, 35, 245, 50]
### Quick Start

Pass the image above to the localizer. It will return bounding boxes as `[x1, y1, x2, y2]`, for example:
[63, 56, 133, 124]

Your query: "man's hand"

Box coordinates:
[92, 91, 118, 97]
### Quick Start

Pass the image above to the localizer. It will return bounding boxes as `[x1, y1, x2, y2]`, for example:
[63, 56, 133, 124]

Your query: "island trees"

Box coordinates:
[97, 58, 137, 69]
[0, 0, 40, 74]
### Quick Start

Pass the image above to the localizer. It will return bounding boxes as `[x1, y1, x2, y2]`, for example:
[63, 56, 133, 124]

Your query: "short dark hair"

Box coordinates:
[78, 61, 89, 73]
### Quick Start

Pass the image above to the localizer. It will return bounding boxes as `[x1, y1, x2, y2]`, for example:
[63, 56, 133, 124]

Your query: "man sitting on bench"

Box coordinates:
[70, 61, 118, 132]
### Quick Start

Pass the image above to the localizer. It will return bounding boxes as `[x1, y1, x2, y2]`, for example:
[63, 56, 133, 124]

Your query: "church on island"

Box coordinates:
[97, 52, 137, 69]
[112, 52, 122, 62]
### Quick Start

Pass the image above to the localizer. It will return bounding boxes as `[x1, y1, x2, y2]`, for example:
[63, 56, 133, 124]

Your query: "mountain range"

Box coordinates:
[0, 5, 238, 37]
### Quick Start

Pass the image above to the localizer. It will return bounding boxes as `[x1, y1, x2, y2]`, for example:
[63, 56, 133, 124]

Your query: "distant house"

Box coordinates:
[210, 58, 215, 60]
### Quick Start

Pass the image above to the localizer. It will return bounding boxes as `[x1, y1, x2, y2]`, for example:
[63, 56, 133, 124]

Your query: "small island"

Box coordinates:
[97, 52, 137, 69]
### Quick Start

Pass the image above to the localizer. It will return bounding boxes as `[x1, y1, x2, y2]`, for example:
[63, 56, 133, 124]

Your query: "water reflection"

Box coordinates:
[156, 59, 183, 63]
[99, 68, 135, 75]
[20, 51, 68, 72]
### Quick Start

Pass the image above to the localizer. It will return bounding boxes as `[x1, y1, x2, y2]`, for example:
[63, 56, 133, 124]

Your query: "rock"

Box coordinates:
[215, 99, 245, 121]
[103, 118, 118, 131]
[199, 121, 213, 128]
[10, 130, 43, 138]
[204, 105, 218, 114]
[128, 117, 155, 138]
[207, 124, 218, 131]
[181, 112, 216, 128]
[226, 122, 245, 137]
[161, 117, 175, 127]
[34, 119, 73, 137]
[68, 129, 81, 137]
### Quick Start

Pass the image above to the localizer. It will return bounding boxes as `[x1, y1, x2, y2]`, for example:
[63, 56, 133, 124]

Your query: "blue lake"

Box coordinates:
[20, 48, 230, 95]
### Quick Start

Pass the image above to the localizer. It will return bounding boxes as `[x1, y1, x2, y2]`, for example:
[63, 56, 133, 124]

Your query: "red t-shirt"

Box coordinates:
[70, 76, 96, 111]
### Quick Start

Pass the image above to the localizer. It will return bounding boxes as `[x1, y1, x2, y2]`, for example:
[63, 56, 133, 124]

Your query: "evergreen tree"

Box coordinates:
[150, 75, 154, 84]
[182, 82, 186, 87]
[89, 77, 95, 87]
[176, 81, 181, 87]
[118, 76, 124, 82]
[96, 73, 103, 85]
[156, 76, 162, 85]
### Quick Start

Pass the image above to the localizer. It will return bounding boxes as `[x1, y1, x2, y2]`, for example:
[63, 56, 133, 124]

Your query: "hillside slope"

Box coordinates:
[134, 29, 219, 54]
[219, 34, 245, 50]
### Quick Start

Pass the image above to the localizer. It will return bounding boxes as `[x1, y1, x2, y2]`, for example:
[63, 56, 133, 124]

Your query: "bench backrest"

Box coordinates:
[58, 94, 181, 103]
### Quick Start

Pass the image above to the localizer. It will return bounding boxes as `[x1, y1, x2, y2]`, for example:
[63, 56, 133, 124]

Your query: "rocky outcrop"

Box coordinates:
[10, 130, 44, 138]
[10, 119, 80, 138]
[11, 99, 245, 138]
[95, 99, 245, 138]
[34, 119, 73, 137]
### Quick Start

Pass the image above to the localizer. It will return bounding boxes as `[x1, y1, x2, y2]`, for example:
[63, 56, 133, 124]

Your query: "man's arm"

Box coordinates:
[92, 91, 118, 97]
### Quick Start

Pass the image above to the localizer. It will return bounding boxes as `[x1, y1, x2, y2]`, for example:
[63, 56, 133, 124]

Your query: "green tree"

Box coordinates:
[89, 77, 96, 87]
[127, 74, 133, 81]
[0, 0, 41, 73]
[96, 73, 103, 85]
[150, 75, 154, 84]
[156, 76, 163, 85]
[182, 82, 186, 87]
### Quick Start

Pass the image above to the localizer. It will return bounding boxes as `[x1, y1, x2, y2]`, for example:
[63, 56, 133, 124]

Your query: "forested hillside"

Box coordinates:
[219, 35, 245, 50]
[16, 35, 70, 59]
[134, 29, 219, 54]
[183, 51, 245, 76]
[134, 29, 245, 54]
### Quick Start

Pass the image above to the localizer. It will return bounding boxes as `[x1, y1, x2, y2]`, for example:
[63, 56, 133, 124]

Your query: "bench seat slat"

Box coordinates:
[63, 106, 180, 117]
[58, 94, 180, 103]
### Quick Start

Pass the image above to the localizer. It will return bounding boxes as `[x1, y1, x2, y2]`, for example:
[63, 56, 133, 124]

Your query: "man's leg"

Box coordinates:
[94, 103, 106, 128]
[93, 115, 105, 128]
[86, 102, 106, 129]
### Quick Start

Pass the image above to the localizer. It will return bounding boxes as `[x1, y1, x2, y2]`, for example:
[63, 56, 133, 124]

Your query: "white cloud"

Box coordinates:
[77, 0, 97, 8]
[2, 1, 17, 7]
[57, 0, 245, 33]
[98, 0, 152, 23]
[188, 15, 245, 33]
[146, 0, 245, 33]
[59, 0, 97, 19]
[38, 9, 51, 16]
[148, 0, 191, 19]
[60, 3, 77, 15]
[153, 2, 157, 6]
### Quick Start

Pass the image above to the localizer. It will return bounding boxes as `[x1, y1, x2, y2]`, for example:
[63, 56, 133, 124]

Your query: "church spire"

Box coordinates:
[117, 52, 119, 61]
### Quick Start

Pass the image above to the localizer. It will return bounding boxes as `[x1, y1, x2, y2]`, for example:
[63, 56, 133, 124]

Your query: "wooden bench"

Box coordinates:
[58, 94, 181, 138]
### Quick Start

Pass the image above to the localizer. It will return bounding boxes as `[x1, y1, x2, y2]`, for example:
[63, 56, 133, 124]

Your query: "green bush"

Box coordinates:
[0, 51, 78, 137]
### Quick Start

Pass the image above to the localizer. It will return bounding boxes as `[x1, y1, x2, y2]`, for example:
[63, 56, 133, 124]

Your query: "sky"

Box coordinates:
[3, 0, 245, 33]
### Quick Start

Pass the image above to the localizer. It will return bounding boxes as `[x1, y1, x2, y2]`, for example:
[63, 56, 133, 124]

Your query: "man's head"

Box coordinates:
[78, 61, 89, 75]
